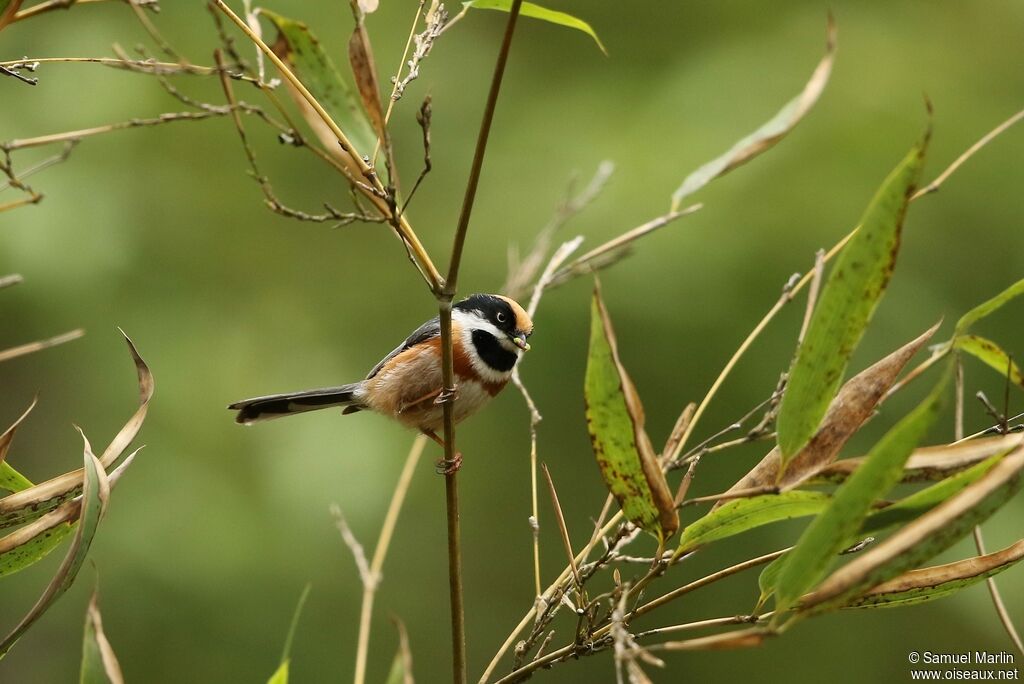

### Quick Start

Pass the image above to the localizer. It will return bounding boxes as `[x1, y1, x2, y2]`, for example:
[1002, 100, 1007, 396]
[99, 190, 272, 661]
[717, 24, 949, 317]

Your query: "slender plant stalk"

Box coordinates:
[354, 436, 426, 684]
[434, 3, 524, 682]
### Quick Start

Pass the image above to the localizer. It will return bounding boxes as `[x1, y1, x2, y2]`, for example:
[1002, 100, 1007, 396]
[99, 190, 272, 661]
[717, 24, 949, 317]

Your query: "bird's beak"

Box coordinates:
[512, 333, 531, 351]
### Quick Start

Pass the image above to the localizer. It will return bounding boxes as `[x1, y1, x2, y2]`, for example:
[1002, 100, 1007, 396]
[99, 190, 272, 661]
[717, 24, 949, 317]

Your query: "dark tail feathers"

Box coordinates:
[229, 383, 365, 425]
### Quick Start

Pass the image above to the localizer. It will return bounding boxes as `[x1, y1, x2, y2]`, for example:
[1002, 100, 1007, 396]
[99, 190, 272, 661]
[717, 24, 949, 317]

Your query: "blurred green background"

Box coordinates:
[2, 1, 1023, 681]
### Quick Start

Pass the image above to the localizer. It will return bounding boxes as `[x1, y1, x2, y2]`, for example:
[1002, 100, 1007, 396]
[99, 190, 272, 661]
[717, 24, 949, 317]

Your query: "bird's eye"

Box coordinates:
[496, 312, 507, 323]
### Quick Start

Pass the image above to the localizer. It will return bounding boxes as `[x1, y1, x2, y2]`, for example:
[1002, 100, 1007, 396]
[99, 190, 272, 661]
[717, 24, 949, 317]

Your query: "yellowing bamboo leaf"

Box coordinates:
[463, 0, 606, 54]
[261, 10, 378, 166]
[670, 17, 834, 210]
[777, 133, 929, 463]
[955, 335, 1024, 390]
[955, 278, 1024, 335]
[720, 323, 938, 502]
[842, 539, 1024, 609]
[677, 491, 829, 554]
[80, 592, 124, 684]
[585, 284, 678, 540]
[801, 445, 1024, 614]
[773, 364, 950, 618]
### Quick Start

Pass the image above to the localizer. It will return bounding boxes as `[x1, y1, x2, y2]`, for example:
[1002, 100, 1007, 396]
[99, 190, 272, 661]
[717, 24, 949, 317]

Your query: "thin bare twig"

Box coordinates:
[0, 329, 85, 363]
[352, 435, 426, 684]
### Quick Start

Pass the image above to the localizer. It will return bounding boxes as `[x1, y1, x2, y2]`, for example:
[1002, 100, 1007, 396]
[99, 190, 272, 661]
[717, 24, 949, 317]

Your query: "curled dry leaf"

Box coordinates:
[585, 283, 678, 541]
[670, 16, 835, 210]
[800, 445, 1024, 614]
[718, 322, 939, 504]
[842, 538, 1024, 609]
[0, 331, 151, 529]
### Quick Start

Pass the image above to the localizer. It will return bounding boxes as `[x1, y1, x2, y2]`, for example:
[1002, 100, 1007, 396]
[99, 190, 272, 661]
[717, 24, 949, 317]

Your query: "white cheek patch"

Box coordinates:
[452, 309, 521, 383]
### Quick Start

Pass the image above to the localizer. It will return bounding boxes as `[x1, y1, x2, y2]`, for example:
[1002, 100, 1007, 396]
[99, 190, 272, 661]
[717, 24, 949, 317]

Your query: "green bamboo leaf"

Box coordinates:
[585, 284, 678, 541]
[955, 278, 1024, 335]
[842, 539, 1024, 609]
[267, 583, 310, 684]
[772, 363, 949, 618]
[678, 491, 830, 554]
[0, 463, 33, 493]
[267, 662, 288, 684]
[80, 592, 124, 684]
[463, 0, 606, 54]
[776, 133, 929, 462]
[384, 619, 414, 684]
[801, 445, 1024, 614]
[955, 335, 1024, 390]
[671, 18, 835, 210]
[261, 10, 379, 161]
[0, 434, 109, 658]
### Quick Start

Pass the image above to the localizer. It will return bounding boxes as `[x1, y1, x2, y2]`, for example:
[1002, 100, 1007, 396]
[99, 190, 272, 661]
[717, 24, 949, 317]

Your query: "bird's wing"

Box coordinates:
[365, 316, 441, 379]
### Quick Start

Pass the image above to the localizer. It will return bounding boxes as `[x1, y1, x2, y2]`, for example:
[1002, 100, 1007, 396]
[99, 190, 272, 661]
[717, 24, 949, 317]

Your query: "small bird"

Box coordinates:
[228, 294, 533, 471]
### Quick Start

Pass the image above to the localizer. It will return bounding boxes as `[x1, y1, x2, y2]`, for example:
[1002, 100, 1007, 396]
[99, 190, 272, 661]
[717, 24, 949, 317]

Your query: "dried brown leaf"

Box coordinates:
[718, 322, 939, 503]
[349, 21, 386, 141]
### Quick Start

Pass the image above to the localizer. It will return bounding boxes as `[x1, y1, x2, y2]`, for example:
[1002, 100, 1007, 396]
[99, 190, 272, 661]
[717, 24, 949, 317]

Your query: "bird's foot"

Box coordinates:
[435, 451, 463, 475]
[434, 385, 459, 405]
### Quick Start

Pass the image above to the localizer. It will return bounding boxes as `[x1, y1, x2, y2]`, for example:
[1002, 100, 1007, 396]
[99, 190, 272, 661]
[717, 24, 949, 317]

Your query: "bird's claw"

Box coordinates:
[434, 386, 459, 405]
[435, 452, 463, 475]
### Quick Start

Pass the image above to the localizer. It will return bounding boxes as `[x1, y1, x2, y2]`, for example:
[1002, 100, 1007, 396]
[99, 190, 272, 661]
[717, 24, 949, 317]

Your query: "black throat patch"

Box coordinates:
[471, 329, 518, 373]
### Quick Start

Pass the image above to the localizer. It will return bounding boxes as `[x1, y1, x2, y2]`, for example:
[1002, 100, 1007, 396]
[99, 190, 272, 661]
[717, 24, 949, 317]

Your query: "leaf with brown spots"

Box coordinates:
[799, 443, 1024, 615]
[262, 10, 378, 169]
[776, 131, 929, 464]
[585, 283, 678, 541]
[955, 334, 1024, 390]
